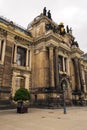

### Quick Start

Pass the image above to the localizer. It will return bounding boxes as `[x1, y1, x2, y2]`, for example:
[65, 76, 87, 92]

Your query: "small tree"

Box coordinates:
[14, 88, 30, 102]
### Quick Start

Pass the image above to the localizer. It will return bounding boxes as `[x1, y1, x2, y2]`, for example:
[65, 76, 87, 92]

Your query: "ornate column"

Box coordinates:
[26, 49, 29, 69]
[55, 47, 59, 88]
[73, 57, 81, 91]
[12, 74, 16, 97]
[29, 50, 31, 70]
[0, 40, 1, 60]
[80, 65, 87, 93]
[14, 44, 17, 64]
[49, 46, 55, 87]
[85, 71, 87, 91]
[1, 39, 6, 63]
[67, 58, 70, 75]
[25, 75, 29, 90]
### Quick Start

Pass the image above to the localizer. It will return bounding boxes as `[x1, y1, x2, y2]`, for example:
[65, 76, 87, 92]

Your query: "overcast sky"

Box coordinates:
[0, 0, 87, 53]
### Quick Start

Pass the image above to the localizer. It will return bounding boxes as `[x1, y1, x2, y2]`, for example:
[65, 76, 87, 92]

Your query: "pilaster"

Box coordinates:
[55, 47, 59, 88]
[49, 46, 55, 87]
[29, 50, 31, 70]
[26, 49, 29, 69]
[0, 40, 1, 59]
[67, 58, 70, 75]
[74, 58, 81, 90]
[14, 44, 17, 64]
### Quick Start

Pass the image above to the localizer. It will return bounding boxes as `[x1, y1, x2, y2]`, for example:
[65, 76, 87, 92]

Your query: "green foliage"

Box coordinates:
[14, 88, 30, 101]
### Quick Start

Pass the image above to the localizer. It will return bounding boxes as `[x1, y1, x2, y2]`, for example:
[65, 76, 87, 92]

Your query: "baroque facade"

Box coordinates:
[0, 9, 87, 106]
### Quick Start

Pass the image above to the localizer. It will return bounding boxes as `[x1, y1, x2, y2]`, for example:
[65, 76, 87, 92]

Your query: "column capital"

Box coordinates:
[48, 43, 55, 49]
[42, 46, 47, 51]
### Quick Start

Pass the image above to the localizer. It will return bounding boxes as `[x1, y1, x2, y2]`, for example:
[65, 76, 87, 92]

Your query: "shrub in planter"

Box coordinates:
[14, 88, 30, 113]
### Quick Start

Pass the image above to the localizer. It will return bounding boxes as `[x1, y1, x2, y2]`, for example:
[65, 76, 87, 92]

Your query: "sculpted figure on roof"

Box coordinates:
[43, 7, 47, 16]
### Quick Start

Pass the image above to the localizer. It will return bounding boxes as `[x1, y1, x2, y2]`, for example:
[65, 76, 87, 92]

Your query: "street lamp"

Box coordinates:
[62, 82, 67, 114]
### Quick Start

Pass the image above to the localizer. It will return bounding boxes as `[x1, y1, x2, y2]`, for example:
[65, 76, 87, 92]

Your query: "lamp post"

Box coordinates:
[62, 82, 67, 114]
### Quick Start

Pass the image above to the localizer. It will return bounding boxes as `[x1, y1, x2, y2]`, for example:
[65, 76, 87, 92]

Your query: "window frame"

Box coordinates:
[16, 46, 26, 67]
[15, 76, 25, 91]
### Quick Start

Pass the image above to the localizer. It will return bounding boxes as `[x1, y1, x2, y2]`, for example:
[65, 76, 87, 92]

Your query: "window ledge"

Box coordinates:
[12, 64, 31, 71]
[59, 71, 67, 75]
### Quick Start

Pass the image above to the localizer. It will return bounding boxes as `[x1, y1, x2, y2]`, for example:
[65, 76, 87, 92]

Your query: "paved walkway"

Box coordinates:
[0, 107, 87, 130]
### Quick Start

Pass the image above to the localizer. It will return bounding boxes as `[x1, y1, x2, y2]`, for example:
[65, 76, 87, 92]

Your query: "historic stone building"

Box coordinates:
[0, 8, 87, 107]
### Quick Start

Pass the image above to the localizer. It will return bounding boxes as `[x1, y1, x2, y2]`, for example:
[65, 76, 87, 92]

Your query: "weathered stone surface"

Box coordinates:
[0, 13, 87, 106]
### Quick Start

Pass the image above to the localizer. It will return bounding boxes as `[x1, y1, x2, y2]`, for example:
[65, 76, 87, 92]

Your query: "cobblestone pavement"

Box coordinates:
[0, 107, 87, 130]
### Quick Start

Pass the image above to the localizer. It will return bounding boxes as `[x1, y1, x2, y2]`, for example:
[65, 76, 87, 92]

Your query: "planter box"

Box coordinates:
[17, 106, 28, 113]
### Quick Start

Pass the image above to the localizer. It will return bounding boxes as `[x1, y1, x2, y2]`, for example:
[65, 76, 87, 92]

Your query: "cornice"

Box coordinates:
[33, 30, 72, 45]
[14, 35, 33, 46]
[33, 32, 71, 52]
[58, 45, 71, 53]
[33, 32, 62, 45]
[71, 47, 84, 55]
[0, 22, 32, 42]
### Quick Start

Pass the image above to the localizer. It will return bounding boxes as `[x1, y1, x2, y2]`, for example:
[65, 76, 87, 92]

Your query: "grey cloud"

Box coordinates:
[0, 0, 87, 52]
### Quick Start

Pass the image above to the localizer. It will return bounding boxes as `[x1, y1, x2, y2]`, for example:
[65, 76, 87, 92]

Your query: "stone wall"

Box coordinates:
[34, 49, 49, 88]
[0, 40, 13, 99]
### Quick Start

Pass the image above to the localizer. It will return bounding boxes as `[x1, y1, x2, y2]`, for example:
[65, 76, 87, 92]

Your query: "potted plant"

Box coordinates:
[14, 88, 30, 113]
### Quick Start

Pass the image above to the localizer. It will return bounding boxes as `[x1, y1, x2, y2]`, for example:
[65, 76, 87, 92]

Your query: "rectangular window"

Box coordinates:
[0, 78, 2, 87]
[58, 55, 63, 71]
[64, 58, 67, 72]
[16, 46, 26, 66]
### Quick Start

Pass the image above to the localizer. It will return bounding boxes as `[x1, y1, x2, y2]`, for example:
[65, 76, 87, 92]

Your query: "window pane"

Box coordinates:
[58, 56, 63, 71]
[64, 58, 67, 72]
[16, 47, 26, 66]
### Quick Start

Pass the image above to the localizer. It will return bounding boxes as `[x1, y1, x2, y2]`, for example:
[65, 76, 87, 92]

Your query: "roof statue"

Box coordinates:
[66, 25, 69, 33]
[47, 10, 52, 19]
[66, 25, 72, 35]
[71, 39, 79, 47]
[58, 22, 65, 35]
[43, 7, 52, 20]
[43, 7, 47, 16]
[69, 27, 72, 34]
